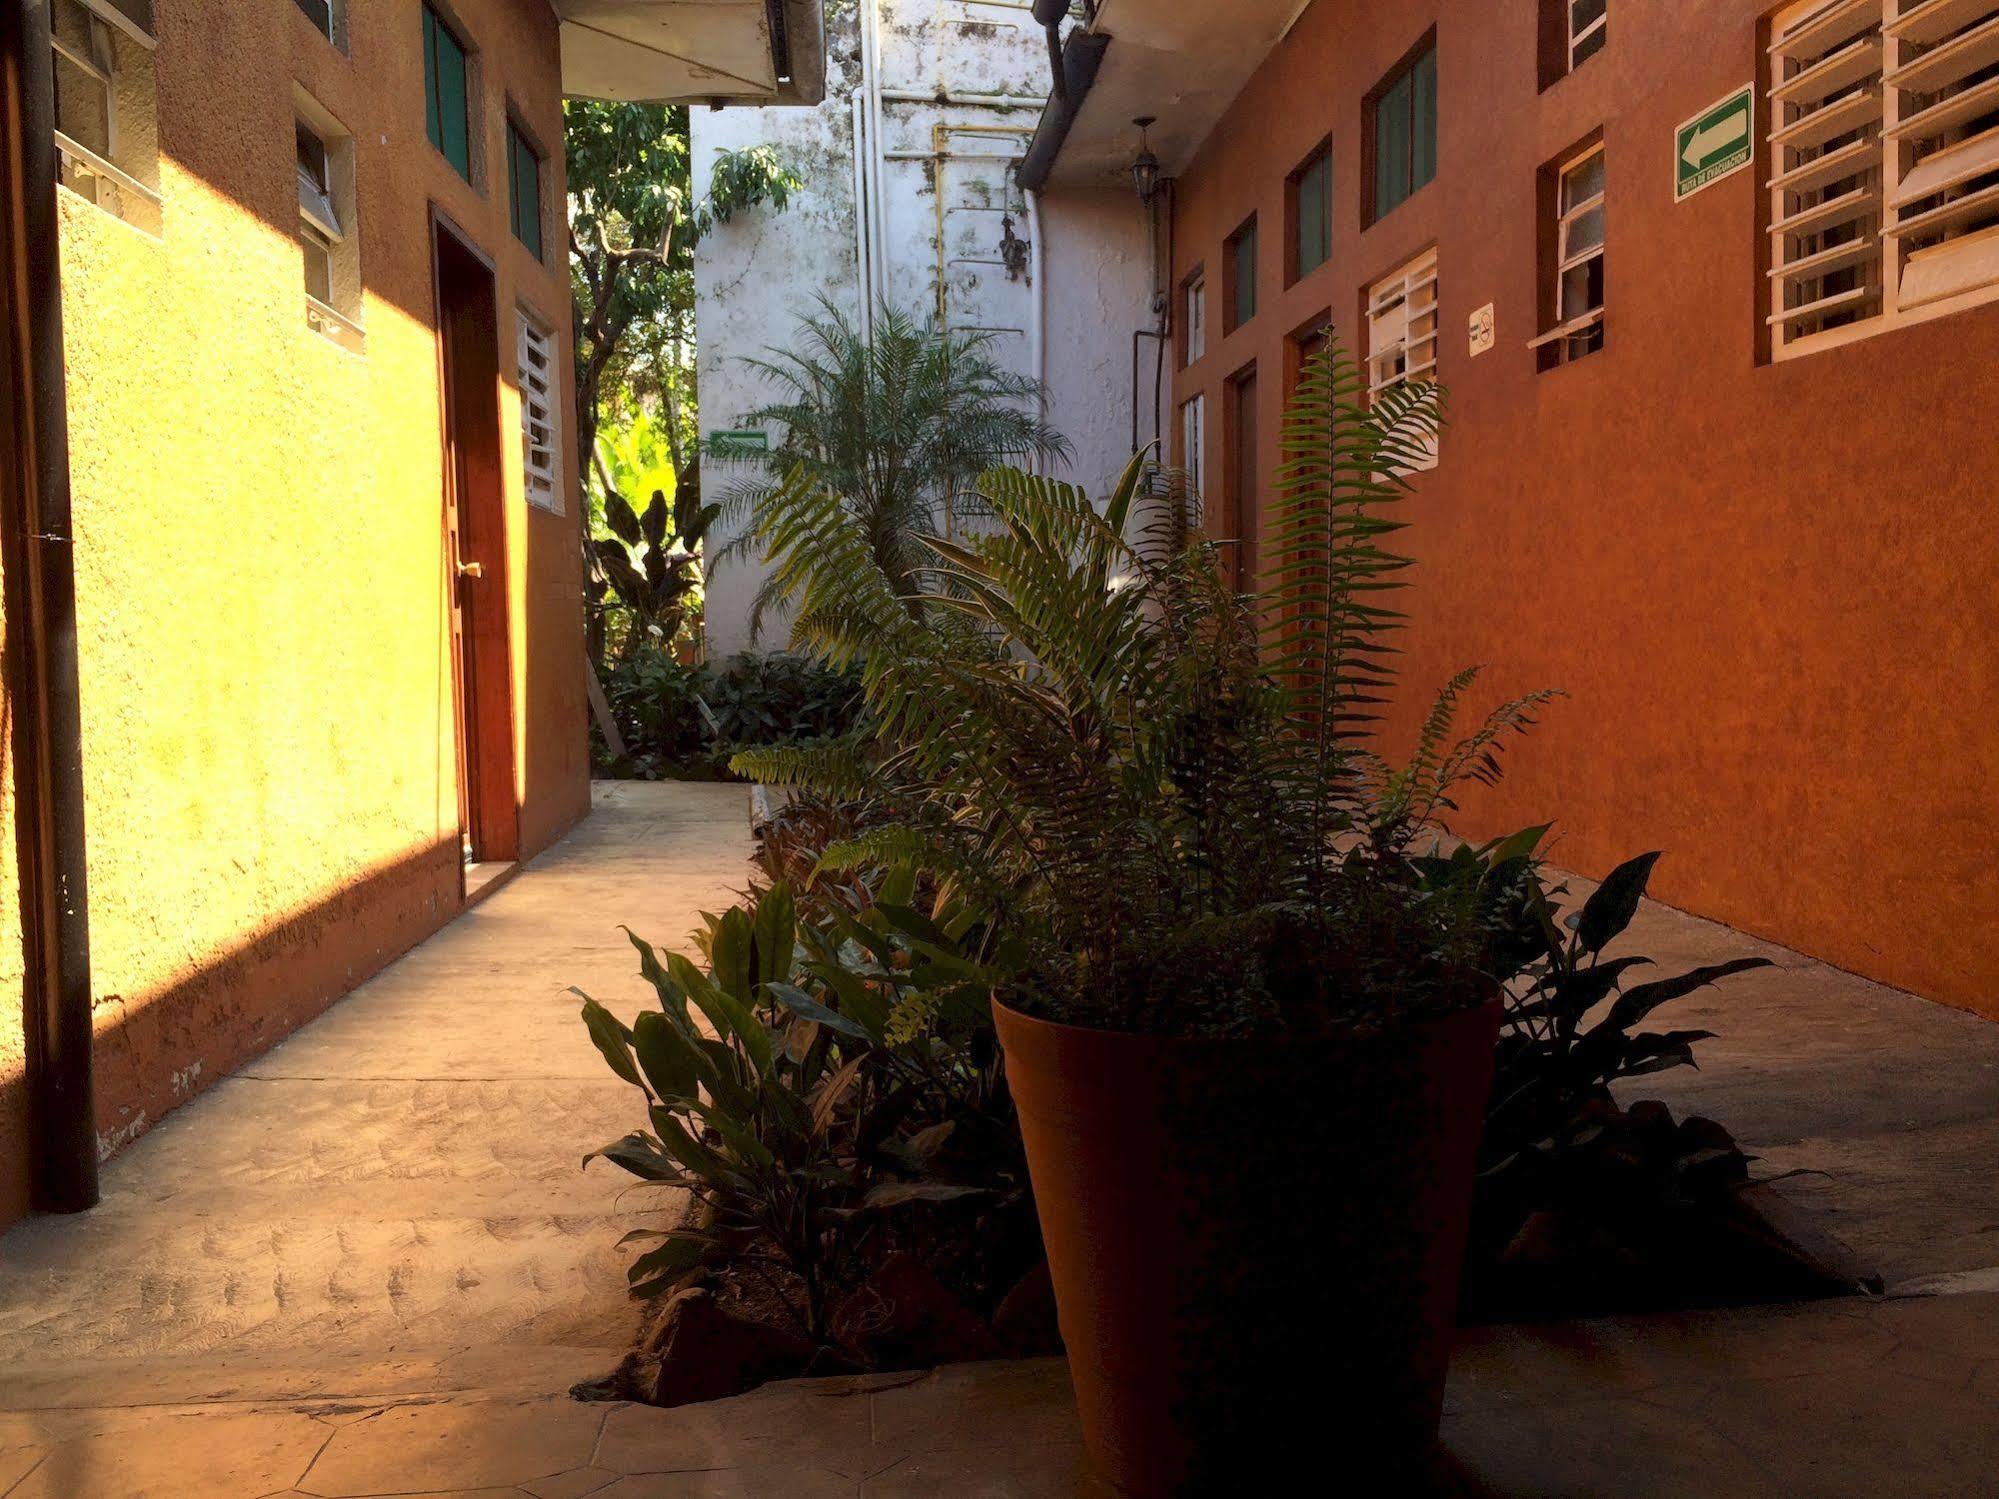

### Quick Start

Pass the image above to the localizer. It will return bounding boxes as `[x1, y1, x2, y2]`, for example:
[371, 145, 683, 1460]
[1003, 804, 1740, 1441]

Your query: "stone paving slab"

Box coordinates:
[0, 782, 745, 1374]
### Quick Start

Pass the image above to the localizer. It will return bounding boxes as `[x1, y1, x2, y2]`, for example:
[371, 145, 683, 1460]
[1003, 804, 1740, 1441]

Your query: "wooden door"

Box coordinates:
[434, 219, 518, 865]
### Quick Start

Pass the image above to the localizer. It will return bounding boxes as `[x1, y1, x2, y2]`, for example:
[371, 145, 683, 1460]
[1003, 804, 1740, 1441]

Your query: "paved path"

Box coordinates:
[1600, 874, 1999, 1291]
[0, 784, 1995, 1496]
[0, 781, 747, 1395]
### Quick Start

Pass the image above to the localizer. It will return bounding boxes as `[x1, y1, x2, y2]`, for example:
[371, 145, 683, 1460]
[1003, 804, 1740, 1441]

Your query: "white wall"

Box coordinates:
[692, 0, 1158, 658]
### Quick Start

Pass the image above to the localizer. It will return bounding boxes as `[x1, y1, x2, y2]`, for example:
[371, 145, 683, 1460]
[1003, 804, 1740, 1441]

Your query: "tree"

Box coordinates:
[711, 300, 1072, 636]
[566, 102, 798, 493]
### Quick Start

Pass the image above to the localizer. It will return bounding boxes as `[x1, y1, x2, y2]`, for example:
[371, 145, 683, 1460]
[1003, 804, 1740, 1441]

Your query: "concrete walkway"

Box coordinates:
[0, 782, 1996, 1496]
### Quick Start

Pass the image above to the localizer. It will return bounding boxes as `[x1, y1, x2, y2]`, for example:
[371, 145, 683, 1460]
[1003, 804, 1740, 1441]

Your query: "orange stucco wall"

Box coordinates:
[0, 0, 590, 1224]
[1169, 0, 1999, 1019]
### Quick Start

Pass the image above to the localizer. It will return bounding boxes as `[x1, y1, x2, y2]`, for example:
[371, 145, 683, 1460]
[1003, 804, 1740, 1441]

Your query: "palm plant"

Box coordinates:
[735, 339, 1558, 1035]
[709, 300, 1071, 638]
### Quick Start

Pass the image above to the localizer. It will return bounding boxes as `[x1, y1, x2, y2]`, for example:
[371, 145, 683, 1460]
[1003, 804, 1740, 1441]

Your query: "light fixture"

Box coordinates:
[1130, 117, 1160, 204]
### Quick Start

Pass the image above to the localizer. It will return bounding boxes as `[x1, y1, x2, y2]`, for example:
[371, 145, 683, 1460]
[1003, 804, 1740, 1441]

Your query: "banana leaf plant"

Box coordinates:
[588, 461, 720, 664]
[1474, 846, 1773, 1174]
[578, 877, 1016, 1345]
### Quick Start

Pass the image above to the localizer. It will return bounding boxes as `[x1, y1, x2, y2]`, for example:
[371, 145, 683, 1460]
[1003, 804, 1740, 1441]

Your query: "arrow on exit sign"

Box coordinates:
[1675, 85, 1754, 202]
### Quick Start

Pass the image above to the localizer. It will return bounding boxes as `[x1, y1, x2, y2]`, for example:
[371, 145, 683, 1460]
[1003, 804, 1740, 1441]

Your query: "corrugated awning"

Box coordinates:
[556, 0, 826, 106]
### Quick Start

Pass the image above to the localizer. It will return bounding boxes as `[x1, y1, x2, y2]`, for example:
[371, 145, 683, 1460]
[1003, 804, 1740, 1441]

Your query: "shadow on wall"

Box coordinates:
[0, 834, 463, 1228]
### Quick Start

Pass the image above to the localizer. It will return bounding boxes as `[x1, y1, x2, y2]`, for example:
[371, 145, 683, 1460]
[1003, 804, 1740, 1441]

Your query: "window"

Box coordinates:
[1364, 248, 1440, 469]
[1767, 0, 1999, 359]
[517, 312, 561, 512]
[292, 0, 345, 48]
[296, 96, 363, 350]
[422, 3, 472, 183]
[1181, 269, 1207, 365]
[1370, 38, 1437, 223]
[50, 0, 160, 233]
[507, 119, 543, 260]
[1290, 142, 1333, 281]
[1179, 393, 1206, 499]
[297, 124, 340, 305]
[1569, 0, 1607, 71]
[1223, 367, 1258, 591]
[1225, 217, 1258, 331]
[1286, 311, 1332, 395]
[1532, 143, 1605, 366]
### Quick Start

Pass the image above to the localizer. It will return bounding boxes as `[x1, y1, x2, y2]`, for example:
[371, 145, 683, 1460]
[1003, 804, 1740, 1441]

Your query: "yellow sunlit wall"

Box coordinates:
[0, 0, 589, 1222]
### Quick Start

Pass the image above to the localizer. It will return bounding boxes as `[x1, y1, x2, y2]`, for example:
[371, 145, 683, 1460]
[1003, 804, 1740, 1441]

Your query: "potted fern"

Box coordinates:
[739, 344, 1553, 1495]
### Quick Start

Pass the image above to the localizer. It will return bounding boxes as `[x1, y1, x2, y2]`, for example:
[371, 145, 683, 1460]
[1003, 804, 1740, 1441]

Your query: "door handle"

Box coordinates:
[457, 561, 485, 580]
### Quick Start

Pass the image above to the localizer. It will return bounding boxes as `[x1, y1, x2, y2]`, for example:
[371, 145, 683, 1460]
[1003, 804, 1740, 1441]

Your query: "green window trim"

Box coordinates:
[1371, 41, 1437, 223]
[423, 4, 471, 183]
[508, 121, 542, 259]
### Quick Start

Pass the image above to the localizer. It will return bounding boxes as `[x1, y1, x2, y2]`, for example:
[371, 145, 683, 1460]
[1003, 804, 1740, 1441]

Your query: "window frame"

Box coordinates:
[1180, 265, 1207, 366]
[1364, 246, 1441, 469]
[1531, 141, 1607, 366]
[1367, 32, 1438, 225]
[1766, 0, 1999, 362]
[1178, 392, 1206, 500]
[517, 308, 562, 513]
[1288, 139, 1333, 284]
[49, 0, 160, 232]
[1224, 216, 1258, 333]
[422, 2, 473, 184]
[1569, 0, 1607, 72]
[506, 115, 544, 260]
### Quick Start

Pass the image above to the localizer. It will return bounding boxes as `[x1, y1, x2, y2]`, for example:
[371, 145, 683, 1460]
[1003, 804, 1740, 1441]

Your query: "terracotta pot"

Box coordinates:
[994, 996, 1500, 1497]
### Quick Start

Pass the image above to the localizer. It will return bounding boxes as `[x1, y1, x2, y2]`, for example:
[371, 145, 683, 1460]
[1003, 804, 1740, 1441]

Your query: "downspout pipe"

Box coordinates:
[1, 0, 99, 1213]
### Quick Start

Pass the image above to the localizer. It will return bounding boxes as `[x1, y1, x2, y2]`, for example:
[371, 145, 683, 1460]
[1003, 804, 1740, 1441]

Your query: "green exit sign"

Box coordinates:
[1676, 85, 1754, 202]
[712, 429, 769, 453]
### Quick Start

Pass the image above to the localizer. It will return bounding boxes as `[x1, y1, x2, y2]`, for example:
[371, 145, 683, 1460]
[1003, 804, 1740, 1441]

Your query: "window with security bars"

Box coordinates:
[1769, 0, 1999, 358]
[1364, 247, 1440, 469]
[518, 313, 561, 512]
[1532, 143, 1606, 366]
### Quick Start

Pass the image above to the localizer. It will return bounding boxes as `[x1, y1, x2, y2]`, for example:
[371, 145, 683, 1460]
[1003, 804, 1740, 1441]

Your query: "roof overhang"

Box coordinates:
[1021, 0, 1307, 191]
[556, 0, 827, 106]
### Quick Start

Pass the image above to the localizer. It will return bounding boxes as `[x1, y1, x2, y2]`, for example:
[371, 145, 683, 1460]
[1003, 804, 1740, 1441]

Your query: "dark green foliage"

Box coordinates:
[703, 652, 866, 750]
[589, 484, 718, 662]
[580, 880, 1023, 1346]
[596, 643, 713, 779]
[595, 647, 865, 782]
[736, 339, 1555, 1035]
[1481, 850, 1773, 1172]
[709, 300, 1071, 638]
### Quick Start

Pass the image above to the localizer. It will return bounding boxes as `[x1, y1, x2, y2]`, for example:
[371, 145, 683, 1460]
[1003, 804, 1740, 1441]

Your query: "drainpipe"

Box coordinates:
[1, 0, 99, 1213]
[1025, 185, 1046, 471]
[858, 0, 887, 319]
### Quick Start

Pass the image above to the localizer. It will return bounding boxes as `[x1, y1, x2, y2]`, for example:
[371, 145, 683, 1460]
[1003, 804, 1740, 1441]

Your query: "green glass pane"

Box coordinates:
[1297, 152, 1331, 276]
[1233, 222, 1257, 326]
[427, 6, 470, 182]
[1374, 72, 1412, 218]
[1412, 46, 1437, 194]
[511, 128, 542, 259]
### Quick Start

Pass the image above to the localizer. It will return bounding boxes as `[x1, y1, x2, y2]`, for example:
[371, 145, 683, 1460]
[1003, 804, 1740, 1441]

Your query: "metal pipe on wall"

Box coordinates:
[859, 0, 888, 317]
[1025, 185, 1046, 472]
[1, 0, 100, 1214]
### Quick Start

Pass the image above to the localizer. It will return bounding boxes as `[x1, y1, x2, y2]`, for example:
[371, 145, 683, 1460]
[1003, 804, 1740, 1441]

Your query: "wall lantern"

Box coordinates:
[1130, 117, 1161, 204]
